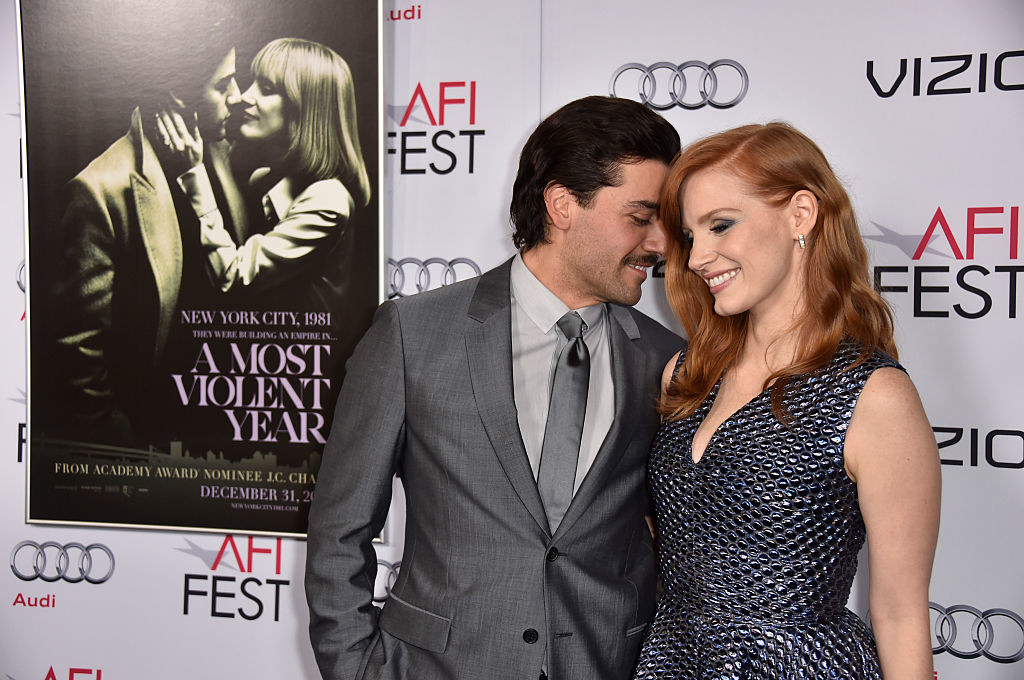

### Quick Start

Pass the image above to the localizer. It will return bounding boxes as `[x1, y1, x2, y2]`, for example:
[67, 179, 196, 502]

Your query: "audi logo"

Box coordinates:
[17, 259, 25, 293]
[387, 257, 482, 299]
[373, 558, 401, 603]
[610, 60, 749, 110]
[10, 540, 115, 584]
[931, 602, 1024, 663]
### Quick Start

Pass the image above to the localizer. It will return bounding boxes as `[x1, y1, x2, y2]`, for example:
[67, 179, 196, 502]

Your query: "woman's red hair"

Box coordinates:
[659, 122, 897, 421]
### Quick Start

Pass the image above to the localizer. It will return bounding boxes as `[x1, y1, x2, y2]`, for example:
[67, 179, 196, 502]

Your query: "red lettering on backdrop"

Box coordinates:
[212, 535, 246, 571]
[247, 536, 283, 574]
[400, 83, 437, 126]
[44, 669, 58, 680]
[1011, 206, 1019, 259]
[966, 206, 1004, 258]
[212, 535, 283, 573]
[401, 81, 477, 127]
[69, 670, 100, 679]
[438, 82, 476, 125]
[914, 207, 964, 260]
[914, 205, 1022, 260]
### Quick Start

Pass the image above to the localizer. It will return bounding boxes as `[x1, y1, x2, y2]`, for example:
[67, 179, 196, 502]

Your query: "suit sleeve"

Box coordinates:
[52, 176, 132, 441]
[305, 300, 406, 680]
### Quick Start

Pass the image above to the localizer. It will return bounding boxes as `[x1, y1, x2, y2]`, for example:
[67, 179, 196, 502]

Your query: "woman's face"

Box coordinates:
[233, 75, 288, 144]
[679, 166, 808, 323]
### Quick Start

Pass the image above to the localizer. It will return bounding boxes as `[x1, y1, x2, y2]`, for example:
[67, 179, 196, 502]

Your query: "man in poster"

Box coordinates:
[53, 45, 242, 445]
[306, 96, 683, 680]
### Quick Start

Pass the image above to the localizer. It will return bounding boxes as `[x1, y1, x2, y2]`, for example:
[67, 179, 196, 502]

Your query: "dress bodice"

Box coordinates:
[634, 342, 901, 679]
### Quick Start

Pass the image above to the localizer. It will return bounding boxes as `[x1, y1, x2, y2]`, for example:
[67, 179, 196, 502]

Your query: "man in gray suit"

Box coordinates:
[306, 96, 683, 680]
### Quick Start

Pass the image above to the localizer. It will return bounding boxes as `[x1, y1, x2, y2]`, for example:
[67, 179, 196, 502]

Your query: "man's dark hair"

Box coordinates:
[509, 96, 680, 251]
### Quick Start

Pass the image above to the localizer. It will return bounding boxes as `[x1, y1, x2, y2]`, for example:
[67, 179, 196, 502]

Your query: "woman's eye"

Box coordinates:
[681, 232, 694, 244]
[710, 220, 735, 234]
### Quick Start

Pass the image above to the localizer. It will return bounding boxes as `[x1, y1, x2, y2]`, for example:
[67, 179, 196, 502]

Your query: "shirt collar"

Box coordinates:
[250, 167, 297, 223]
[510, 253, 604, 335]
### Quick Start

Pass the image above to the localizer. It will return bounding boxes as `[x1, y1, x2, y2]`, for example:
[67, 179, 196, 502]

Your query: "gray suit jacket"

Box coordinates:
[306, 259, 683, 680]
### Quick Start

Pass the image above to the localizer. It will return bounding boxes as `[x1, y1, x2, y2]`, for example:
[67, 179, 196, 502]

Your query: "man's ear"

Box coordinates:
[543, 182, 575, 234]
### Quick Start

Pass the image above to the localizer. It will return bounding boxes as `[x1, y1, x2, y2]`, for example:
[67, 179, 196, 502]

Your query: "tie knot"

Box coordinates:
[556, 311, 586, 340]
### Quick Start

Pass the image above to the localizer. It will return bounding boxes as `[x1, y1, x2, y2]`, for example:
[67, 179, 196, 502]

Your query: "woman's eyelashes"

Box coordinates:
[710, 219, 736, 234]
[681, 219, 735, 244]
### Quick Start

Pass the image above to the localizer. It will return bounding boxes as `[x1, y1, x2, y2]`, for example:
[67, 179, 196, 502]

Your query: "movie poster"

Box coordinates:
[21, 0, 381, 535]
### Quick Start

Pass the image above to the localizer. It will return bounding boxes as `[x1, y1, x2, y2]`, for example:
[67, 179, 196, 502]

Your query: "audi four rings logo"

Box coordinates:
[373, 559, 401, 603]
[610, 60, 749, 110]
[10, 541, 115, 584]
[931, 602, 1024, 663]
[388, 257, 482, 298]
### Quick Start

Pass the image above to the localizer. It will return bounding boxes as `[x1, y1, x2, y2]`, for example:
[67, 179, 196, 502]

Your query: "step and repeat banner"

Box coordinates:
[3, 0, 1022, 678]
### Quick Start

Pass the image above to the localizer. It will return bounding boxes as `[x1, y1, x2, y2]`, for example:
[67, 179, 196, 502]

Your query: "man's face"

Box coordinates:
[561, 159, 669, 307]
[195, 48, 239, 141]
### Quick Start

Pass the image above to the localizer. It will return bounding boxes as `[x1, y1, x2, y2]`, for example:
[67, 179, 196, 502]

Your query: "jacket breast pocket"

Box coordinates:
[379, 592, 452, 654]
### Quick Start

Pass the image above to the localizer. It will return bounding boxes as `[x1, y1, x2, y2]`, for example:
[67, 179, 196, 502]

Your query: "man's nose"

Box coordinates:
[645, 218, 669, 258]
[226, 78, 241, 105]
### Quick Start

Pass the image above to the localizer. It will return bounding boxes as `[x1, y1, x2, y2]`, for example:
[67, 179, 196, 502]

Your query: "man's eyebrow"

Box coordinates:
[625, 199, 659, 211]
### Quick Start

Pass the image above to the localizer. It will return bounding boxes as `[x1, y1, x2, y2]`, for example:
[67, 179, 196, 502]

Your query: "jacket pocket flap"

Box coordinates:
[379, 592, 452, 653]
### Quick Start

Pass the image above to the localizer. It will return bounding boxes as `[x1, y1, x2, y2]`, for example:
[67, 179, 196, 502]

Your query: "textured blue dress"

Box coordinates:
[634, 343, 899, 679]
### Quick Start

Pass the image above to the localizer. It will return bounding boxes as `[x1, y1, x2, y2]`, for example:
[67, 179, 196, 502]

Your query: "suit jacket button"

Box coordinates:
[523, 628, 539, 644]
[546, 547, 559, 562]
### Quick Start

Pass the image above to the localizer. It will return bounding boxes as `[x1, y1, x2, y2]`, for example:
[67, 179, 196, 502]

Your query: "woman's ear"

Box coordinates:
[790, 189, 818, 238]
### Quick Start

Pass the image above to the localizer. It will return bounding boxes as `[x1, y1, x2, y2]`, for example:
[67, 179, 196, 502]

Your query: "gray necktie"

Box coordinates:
[538, 311, 590, 533]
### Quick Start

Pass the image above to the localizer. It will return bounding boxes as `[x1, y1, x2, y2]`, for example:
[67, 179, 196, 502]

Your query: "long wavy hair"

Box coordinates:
[660, 122, 897, 421]
[250, 38, 371, 207]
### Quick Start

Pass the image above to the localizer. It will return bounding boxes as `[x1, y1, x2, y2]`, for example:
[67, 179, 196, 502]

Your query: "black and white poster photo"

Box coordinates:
[21, 0, 380, 534]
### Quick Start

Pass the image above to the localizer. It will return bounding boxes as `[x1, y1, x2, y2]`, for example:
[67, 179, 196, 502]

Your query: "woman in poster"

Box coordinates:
[160, 37, 372, 311]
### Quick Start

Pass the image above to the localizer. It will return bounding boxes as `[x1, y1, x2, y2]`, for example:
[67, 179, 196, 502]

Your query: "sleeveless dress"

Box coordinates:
[633, 343, 901, 679]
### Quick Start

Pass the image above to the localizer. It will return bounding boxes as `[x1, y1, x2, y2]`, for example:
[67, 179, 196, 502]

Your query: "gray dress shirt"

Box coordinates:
[510, 254, 614, 494]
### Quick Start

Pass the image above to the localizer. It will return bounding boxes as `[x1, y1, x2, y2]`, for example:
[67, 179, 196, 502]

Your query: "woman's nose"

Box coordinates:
[237, 83, 258, 106]
[688, 235, 713, 272]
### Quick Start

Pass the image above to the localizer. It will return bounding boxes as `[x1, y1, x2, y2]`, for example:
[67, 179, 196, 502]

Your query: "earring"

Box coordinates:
[797, 234, 806, 249]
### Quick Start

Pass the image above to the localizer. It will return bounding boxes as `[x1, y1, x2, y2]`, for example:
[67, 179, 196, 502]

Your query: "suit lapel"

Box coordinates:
[554, 304, 647, 539]
[128, 109, 182, 356]
[466, 259, 549, 533]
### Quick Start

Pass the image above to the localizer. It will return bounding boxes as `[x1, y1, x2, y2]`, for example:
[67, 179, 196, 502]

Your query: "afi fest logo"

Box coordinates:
[387, 80, 484, 174]
[867, 50, 1024, 97]
[870, 204, 1023, 319]
[868, 206, 1024, 472]
[181, 535, 290, 622]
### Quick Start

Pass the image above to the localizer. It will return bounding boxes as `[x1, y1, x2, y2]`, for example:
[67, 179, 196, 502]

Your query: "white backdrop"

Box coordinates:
[3, 1, 1022, 678]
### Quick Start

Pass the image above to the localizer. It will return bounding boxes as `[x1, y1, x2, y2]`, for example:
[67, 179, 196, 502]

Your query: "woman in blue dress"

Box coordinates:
[634, 123, 940, 679]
